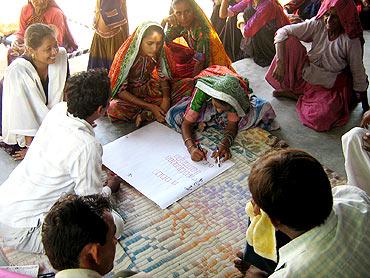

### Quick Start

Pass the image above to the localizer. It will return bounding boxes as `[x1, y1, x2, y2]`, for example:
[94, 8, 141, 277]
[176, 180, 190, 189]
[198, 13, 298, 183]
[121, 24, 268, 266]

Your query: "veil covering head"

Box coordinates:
[109, 21, 172, 98]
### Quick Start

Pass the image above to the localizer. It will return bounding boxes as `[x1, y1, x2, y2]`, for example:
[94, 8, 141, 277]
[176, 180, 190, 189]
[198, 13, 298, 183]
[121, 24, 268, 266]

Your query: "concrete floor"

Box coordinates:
[0, 31, 369, 183]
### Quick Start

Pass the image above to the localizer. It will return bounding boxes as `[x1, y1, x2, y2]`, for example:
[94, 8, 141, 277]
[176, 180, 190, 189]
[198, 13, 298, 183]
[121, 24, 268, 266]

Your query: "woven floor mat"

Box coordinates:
[2, 127, 346, 277]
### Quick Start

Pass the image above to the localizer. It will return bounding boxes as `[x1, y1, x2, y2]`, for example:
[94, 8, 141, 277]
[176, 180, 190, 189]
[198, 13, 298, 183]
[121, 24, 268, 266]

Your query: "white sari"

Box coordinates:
[1, 47, 67, 147]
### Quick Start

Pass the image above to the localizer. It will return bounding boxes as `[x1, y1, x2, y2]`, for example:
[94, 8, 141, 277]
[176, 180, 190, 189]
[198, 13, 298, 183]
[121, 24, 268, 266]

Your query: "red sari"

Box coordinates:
[8, 1, 77, 64]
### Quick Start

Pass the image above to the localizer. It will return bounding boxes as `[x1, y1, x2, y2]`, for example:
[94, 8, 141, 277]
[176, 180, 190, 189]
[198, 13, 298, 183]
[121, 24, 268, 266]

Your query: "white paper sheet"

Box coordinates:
[102, 122, 234, 209]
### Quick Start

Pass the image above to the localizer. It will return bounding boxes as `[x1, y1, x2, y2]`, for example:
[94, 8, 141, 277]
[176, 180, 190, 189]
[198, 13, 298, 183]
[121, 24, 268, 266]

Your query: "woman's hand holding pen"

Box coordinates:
[190, 147, 207, 161]
[185, 138, 207, 161]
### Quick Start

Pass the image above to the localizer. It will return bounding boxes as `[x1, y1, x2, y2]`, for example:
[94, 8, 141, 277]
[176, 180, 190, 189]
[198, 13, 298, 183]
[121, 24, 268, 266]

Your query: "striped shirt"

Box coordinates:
[271, 186, 370, 277]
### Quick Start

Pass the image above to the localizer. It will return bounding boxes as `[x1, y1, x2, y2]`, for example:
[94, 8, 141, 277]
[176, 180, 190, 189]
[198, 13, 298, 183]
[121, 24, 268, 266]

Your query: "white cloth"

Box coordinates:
[0, 219, 43, 254]
[342, 127, 370, 195]
[1, 47, 67, 147]
[55, 268, 152, 278]
[274, 18, 368, 91]
[0, 102, 108, 229]
[271, 186, 370, 277]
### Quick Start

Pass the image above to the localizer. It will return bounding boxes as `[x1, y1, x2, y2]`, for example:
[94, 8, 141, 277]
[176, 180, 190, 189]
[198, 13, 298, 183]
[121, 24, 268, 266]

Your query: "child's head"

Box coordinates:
[248, 149, 333, 233]
[139, 25, 164, 58]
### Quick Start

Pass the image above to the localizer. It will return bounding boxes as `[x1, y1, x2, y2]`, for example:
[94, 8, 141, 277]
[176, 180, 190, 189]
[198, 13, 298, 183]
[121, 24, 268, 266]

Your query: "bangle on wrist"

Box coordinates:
[184, 138, 192, 145]
[187, 144, 196, 152]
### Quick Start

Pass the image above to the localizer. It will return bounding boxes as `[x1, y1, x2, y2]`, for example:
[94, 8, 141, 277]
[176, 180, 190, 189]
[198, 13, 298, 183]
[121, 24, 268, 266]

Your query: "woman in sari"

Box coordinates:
[233, 0, 290, 67]
[1, 23, 68, 160]
[108, 22, 189, 126]
[284, 0, 322, 21]
[265, 0, 369, 131]
[8, 0, 77, 64]
[166, 65, 277, 162]
[161, 0, 233, 78]
[87, 0, 129, 71]
[216, 0, 244, 62]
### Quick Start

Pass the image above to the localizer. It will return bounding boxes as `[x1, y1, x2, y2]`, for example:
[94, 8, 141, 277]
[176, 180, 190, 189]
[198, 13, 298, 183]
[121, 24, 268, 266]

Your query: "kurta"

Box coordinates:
[1, 47, 68, 147]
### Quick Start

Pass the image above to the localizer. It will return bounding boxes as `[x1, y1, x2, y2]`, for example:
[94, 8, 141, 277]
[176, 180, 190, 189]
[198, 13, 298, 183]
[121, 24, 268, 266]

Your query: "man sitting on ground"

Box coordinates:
[42, 194, 150, 277]
[235, 149, 369, 277]
[342, 109, 370, 195]
[0, 70, 123, 254]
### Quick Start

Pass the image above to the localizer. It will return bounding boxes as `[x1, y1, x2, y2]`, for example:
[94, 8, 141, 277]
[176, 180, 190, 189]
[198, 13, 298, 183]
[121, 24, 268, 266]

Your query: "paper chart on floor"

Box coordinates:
[102, 122, 234, 209]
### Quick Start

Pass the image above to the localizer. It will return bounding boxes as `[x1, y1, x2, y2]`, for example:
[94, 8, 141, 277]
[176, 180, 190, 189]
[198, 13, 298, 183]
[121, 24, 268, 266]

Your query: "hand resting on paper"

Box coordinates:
[107, 174, 124, 193]
[211, 144, 231, 163]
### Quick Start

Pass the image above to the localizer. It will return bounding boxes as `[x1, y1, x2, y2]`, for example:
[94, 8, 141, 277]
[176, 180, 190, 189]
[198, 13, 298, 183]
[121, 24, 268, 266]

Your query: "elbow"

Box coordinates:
[219, 12, 228, 19]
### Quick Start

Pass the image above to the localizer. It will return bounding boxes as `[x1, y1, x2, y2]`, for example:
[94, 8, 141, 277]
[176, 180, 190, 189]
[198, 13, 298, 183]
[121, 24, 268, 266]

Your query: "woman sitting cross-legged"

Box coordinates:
[108, 22, 190, 127]
[0, 23, 68, 160]
[265, 0, 369, 132]
[233, 0, 290, 67]
[166, 65, 277, 162]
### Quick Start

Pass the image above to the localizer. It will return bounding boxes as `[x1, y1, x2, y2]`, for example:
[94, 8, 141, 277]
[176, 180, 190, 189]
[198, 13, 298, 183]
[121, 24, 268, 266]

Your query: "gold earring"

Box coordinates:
[31, 53, 35, 60]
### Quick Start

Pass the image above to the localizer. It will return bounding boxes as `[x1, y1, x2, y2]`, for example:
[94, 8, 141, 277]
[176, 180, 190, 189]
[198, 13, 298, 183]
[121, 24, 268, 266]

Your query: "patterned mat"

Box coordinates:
[1, 127, 346, 277]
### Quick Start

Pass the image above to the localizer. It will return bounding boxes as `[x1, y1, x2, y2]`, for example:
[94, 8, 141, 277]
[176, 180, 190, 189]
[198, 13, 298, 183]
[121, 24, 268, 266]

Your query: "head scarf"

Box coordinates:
[171, 0, 233, 69]
[25, 0, 78, 52]
[316, 0, 363, 43]
[27, 0, 55, 26]
[194, 65, 251, 117]
[109, 21, 172, 98]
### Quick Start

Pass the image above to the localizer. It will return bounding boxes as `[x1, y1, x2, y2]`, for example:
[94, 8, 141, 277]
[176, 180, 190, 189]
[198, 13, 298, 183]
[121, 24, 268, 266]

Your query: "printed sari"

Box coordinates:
[87, 0, 129, 71]
[108, 21, 191, 121]
[164, 0, 233, 78]
[166, 65, 277, 132]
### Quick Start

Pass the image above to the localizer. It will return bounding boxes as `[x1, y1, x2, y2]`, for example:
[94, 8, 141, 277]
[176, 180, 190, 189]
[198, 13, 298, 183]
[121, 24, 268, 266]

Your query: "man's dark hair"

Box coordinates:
[248, 149, 333, 232]
[65, 69, 111, 120]
[42, 194, 112, 270]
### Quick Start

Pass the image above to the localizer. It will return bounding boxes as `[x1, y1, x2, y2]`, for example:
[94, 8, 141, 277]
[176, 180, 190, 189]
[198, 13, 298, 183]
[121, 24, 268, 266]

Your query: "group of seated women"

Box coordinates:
[0, 0, 369, 164]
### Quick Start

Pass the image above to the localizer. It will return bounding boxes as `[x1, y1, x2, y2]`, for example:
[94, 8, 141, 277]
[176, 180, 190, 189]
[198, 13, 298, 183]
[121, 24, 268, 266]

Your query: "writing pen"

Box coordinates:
[216, 146, 221, 167]
[196, 141, 207, 161]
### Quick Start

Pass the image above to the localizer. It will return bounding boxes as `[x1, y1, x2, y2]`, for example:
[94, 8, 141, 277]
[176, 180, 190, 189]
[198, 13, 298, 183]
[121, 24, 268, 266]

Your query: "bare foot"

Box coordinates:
[273, 90, 299, 100]
[234, 251, 250, 275]
[245, 265, 269, 278]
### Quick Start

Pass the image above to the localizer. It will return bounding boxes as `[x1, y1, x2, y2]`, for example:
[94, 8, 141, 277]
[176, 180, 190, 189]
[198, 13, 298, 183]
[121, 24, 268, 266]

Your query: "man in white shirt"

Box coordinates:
[235, 149, 370, 277]
[0, 70, 122, 253]
[342, 109, 370, 195]
[42, 194, 150, 278]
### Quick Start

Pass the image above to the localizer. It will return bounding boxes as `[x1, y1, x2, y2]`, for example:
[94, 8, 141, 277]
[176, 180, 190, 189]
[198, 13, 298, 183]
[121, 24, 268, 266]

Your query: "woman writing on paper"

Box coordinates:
[166, 65, 277, 162]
